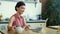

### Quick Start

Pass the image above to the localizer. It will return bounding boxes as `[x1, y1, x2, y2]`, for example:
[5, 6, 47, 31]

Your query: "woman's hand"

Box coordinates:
[24, 25, 31, 31]
[8, 26, 12, 31]
[8, 26, 15, 31]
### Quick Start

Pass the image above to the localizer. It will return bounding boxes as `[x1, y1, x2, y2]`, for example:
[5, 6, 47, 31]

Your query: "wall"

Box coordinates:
[0, 1, 42, 20]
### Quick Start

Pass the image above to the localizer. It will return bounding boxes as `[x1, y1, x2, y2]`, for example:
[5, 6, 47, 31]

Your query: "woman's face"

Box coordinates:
[17, 6, 25, 14]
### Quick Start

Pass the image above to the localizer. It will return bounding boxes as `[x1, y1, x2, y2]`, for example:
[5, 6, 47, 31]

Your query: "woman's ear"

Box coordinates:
[16, 7, 19, 11]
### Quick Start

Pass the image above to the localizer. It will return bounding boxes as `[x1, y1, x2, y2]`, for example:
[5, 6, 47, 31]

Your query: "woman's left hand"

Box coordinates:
[25, 25, 30, 31]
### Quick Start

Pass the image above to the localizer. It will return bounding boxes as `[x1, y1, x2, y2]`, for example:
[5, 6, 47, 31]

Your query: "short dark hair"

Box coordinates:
[15, 1, 25, 11]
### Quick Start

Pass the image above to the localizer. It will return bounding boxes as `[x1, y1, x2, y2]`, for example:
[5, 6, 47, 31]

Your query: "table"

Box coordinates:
[48, 26, 60, 34]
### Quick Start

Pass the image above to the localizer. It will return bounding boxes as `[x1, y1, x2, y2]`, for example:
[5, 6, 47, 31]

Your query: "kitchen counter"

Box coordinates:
[0, 20, 46, 24]
[0, 21, 46, 34]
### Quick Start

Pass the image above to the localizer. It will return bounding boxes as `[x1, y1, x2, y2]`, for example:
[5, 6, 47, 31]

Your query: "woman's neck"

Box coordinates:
[16, 13, 21, 17]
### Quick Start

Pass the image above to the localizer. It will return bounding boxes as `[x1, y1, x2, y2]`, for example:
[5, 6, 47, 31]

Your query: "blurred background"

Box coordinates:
[0, 0, 60, 27]
[0, 0, 42, 22]
[0, 0, 60, 34]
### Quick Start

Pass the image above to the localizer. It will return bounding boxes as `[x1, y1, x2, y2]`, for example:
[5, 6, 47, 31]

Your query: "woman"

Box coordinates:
[8, 1, 30, 34]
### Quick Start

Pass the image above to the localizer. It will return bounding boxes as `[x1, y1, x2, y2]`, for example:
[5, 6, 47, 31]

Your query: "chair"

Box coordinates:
[30, 18, 48, 34]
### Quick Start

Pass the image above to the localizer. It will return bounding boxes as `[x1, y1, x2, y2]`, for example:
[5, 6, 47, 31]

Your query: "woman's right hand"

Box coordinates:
[8, 26, 12, 31]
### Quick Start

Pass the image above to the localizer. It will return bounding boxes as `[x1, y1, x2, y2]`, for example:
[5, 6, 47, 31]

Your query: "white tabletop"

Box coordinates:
[49, 26, 60, 28]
